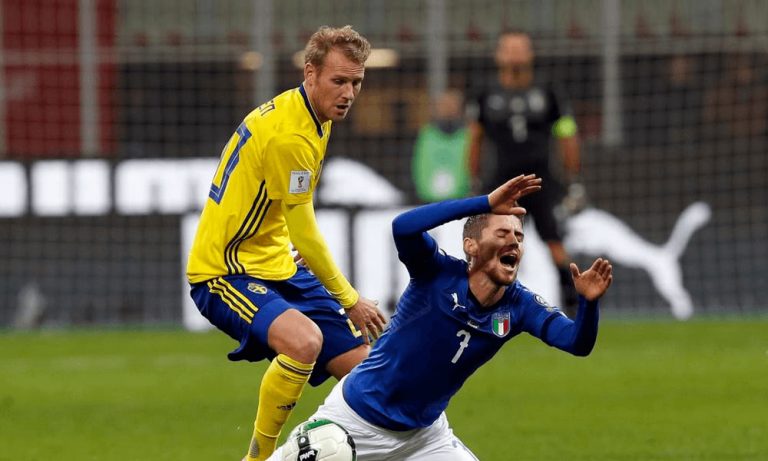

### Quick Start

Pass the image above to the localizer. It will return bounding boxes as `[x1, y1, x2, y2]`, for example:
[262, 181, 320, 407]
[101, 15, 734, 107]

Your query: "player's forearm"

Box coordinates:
[392, 196, 490, 269]
[393, 196, 490, 238]
[284, 201, 359, 308]
[542, 296, 599, 356]
[467, 122, 484, 179]
[559, 136, 581, 177]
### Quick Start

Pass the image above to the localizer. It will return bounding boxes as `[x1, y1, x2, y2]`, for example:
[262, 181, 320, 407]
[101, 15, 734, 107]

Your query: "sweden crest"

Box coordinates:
[247, 283, 267, 294]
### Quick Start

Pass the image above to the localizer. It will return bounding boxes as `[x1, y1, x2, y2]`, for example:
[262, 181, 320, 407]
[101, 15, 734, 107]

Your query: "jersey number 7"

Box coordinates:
[209, 123, 252, 204]
[451, 330, 472, 364]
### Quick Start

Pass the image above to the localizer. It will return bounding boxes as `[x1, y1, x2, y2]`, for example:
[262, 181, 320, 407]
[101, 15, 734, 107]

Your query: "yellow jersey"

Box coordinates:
[187, 84, 332, 284]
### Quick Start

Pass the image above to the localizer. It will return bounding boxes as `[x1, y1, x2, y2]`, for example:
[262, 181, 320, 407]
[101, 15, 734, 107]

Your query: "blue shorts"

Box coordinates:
[190, 266, 364, 386]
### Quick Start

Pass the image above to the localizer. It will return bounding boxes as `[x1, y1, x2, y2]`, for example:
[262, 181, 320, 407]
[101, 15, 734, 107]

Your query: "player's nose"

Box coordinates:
[341, 82, 355, 100]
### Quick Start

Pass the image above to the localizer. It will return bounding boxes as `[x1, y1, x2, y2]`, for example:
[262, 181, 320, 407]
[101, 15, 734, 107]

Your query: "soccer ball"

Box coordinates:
[280, 419, 356, 461]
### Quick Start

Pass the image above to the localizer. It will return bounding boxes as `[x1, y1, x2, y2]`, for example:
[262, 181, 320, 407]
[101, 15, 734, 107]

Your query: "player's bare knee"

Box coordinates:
[269, 310, 323, 363]
[289, 321, 323, 362]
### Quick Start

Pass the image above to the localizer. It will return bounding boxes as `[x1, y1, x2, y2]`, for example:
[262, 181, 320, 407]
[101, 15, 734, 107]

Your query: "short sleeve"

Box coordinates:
[262, 135, 318, 204]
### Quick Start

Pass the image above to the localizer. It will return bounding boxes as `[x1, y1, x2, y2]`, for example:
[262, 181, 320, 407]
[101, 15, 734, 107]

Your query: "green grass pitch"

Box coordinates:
[1, 319, 766, 460]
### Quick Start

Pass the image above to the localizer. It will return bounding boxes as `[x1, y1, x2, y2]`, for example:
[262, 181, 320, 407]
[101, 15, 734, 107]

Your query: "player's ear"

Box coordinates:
[304, 63, 315, 86]
[463, 237, 478, 258]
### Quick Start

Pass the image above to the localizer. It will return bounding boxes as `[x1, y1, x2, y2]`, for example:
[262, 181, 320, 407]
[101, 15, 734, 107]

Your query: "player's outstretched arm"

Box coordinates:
[535, 258, 612, 356]
[487, 174, 542, 215]
[285, 202, 387, 344]
[570, 258, 613, 301]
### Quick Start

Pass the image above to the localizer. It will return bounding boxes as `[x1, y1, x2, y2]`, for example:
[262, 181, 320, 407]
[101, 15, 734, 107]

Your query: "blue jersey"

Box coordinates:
[343, 196, 599, 431]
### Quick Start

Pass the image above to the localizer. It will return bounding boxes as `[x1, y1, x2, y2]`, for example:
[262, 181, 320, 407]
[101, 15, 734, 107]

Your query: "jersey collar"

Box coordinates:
[465, 280, 521, 318]
[298, 83, 325, 138]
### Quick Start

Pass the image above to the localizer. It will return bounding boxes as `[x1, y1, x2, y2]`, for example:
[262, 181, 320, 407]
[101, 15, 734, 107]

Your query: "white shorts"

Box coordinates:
[269, 379, 478, 461]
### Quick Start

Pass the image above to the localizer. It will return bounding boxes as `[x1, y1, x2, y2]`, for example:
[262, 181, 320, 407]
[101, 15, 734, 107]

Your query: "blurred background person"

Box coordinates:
[702, 53, 768, 141]
[467, 29, 582, 315]
[624, 53, 704, 148]
[412, 89, 470, 203]
[658, 54, 704, 146]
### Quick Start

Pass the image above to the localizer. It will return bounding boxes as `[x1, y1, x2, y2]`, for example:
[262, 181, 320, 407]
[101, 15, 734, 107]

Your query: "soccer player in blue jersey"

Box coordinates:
[269, 174, 613, 460]
[186, 26, 386, 461]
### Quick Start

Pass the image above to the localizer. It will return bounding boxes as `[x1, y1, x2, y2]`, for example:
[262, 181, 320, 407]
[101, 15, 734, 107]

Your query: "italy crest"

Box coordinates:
[491, 311, 510, 337]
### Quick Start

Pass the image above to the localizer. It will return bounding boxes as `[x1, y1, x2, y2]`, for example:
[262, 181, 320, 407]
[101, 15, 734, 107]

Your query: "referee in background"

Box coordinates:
[467, 29, 582, 316]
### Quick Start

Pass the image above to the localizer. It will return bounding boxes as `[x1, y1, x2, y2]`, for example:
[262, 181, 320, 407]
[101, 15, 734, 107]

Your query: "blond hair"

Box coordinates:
[304, 25, 371, 68]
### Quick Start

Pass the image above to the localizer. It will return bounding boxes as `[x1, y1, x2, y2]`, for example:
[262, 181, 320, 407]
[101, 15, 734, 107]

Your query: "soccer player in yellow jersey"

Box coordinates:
[186, 25, 387, 461]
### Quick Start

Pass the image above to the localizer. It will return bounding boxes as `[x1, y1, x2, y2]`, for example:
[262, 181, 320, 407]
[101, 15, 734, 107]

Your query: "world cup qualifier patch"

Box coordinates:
[289, 170, 311, 194]
[534, 294, 550, 307]
[535, 294, 562, 314]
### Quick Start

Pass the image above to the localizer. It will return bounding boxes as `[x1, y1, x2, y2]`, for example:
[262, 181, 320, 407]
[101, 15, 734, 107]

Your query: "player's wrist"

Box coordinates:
[341, 290, 360, 310]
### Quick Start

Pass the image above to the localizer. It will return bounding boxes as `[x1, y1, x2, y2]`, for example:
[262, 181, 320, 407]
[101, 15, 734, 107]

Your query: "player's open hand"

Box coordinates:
[488, 174, 542, 216]
[570, 258, 613, 302]
[346, 296, 387, 345]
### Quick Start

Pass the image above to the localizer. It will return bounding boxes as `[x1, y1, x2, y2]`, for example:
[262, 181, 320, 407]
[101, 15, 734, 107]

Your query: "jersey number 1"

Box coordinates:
[451, 330, 471, 364]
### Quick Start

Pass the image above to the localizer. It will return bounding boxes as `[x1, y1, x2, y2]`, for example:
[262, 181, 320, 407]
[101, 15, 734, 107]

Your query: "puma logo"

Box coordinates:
[564, 202, 712, 320]
[451, 292, 466, 311]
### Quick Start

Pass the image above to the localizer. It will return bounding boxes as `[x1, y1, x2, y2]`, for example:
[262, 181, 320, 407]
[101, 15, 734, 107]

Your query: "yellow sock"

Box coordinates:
[245, 354, 314, 461]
